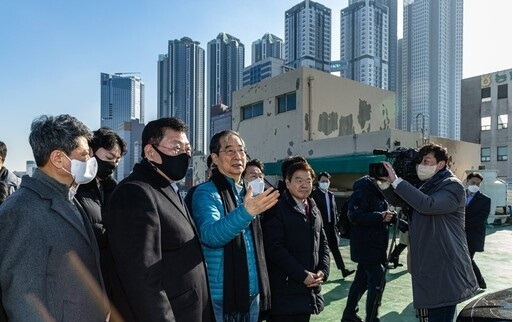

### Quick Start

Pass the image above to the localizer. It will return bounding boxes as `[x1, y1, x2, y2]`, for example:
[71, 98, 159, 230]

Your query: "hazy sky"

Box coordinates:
[1, 0, 511, 171]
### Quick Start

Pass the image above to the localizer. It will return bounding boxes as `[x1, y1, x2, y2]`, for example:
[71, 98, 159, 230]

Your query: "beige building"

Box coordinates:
[227, 67, 480, 193]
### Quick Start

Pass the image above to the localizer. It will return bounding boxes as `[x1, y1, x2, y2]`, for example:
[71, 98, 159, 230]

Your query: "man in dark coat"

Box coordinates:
[311, 171, 354, 278]
[263, 161, 330, 322]
[75, 127, 128, 315]
[106, 117, 214, 322]
[342, 176, 394, 322]
[0, 114, 108, 322]
[0, 141, 21, 195]
[464, 172, 491, 290]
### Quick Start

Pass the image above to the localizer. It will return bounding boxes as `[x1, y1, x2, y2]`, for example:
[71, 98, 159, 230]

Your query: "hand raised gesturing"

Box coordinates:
[243, 186, 280, 216]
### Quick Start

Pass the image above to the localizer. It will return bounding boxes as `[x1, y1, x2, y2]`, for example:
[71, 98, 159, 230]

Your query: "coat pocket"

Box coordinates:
[169, 287, 199, 313]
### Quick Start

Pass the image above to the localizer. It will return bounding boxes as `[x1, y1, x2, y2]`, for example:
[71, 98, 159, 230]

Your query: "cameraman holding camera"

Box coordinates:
[380, 143, 477, 322]
[341, 175, 394, 322]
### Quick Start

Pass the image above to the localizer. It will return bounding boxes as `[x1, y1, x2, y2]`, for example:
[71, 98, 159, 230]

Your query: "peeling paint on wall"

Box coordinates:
[357, 99, 372, 130]
[339, 114, 355, 136]
[317, 111, 339, 135]
[379, 104, 391, 130]
[289, 141, 294, 147]
[308, 149, 314, 156]
[304, 113, 309, 131]
[287, 148, 293, 156]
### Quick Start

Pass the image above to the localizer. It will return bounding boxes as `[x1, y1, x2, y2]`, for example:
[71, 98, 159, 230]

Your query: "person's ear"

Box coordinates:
[49, 150, 65, 169]
[144, 144, 156, 161]
[211, 153, 219, 166]
[437, 160, 446, 171]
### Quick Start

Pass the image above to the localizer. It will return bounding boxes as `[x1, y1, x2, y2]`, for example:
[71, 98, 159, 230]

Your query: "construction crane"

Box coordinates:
[114, 72, 141, 76]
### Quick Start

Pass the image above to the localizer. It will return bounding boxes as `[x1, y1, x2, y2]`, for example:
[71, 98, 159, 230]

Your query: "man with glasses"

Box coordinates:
[192, 130, 279, 322]
[263, 160, 330, 321]
[106, 117, 214, 322]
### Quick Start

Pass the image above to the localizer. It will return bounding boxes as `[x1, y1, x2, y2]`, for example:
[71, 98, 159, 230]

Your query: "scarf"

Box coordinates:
[210, 169, 270, 321]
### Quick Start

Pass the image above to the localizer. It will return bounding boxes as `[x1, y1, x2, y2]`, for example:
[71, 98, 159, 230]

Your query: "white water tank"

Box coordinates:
[465, 169, 509, 224]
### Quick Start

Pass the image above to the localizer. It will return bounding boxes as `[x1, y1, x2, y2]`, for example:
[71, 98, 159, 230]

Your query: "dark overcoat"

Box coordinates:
[262, 190, 330, 316]
[465, 191, 491, 253]
[311, 188, 338, 228]
[105, 159, 213, 322]
[75, 176, 129, 316]
[347, 176, 389, 264]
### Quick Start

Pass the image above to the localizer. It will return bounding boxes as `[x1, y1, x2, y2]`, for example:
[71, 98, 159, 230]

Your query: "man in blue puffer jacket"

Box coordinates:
[192, 130, 279, 322]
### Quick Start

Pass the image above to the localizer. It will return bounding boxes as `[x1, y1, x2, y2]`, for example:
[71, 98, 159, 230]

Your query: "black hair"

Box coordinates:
[318, 171, 331, 180]
[418, 143, 448, 163]
[141, 117, 188, 158]
[466, 172, 484, 181]
[0, 141, 6, 162]
[29, 114, 92, 166]
[209, 130, 244, 154]
[280, 155, 307, 178]
[90, 127, 127, 155]
[285, 161, 315, 182]
[242, 159, 264, 178]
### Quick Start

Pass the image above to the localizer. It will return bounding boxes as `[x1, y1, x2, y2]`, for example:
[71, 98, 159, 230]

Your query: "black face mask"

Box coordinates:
[95, 155, 117, 180]
[151, 145, 190, 181]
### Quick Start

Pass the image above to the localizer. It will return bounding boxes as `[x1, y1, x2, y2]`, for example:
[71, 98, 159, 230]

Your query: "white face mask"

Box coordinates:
[319, 182, 330, 191]
[416, 164, 437, 181]
[62, 154, 98, 185]
[467, 185, 480, 194]
[247, 178, 265, 196]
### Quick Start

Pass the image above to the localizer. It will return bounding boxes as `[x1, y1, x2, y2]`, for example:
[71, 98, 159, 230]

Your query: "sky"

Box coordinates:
[0, 0, 511, 172]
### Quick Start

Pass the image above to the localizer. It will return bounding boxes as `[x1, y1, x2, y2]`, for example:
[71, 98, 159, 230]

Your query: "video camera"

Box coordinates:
[368, 147, 421, 186]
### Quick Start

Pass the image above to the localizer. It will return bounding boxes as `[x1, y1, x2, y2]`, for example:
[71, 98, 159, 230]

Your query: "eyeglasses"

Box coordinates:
[218, 147, 247, 157]
[291, 177, 313, 185]
[156, 144, 193, 156]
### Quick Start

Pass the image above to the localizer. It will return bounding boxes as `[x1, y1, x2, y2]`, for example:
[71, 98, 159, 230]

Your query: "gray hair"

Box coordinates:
[29, 114, 92, 166]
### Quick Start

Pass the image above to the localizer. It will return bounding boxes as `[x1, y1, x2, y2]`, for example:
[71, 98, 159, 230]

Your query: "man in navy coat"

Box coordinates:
[464, 172, 491, 289]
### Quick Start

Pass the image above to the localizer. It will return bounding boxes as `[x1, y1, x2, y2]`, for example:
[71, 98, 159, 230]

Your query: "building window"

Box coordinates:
[481, 87, 491, 102]
[498, 84, 508, 99]
[498, 114, 508, 129]
[481, 147, 491, 162]
[497, 146, 508, 161]
[481, 116, 491, 131]
[241, 101, 263, 120]
[277, 92, 297, 114]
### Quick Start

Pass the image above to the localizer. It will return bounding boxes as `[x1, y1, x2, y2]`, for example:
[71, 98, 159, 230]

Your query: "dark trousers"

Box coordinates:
[270, 314, 310, 322]
[326, 223, 346, 270]
[342, 263, 384, 322]
[424, 305, 456, 322]
[469, 251, 485, 285]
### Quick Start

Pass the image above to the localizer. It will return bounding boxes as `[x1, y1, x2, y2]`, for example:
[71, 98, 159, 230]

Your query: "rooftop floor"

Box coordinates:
[311, 224, 512, 322]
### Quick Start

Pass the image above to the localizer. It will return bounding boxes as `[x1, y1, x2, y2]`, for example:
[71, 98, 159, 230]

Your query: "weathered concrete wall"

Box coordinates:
[303, 68, 395, 140]
[227, 67, 480, 191]
[233, 67, 396, 163]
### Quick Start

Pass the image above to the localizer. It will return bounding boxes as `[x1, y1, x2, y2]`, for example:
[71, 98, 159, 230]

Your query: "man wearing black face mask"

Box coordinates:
[105, 117, 214, 322]
[75, 127, 126, 306]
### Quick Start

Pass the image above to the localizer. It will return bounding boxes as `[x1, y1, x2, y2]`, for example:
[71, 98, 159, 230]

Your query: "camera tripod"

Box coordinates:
[368, 210, 403, 322]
